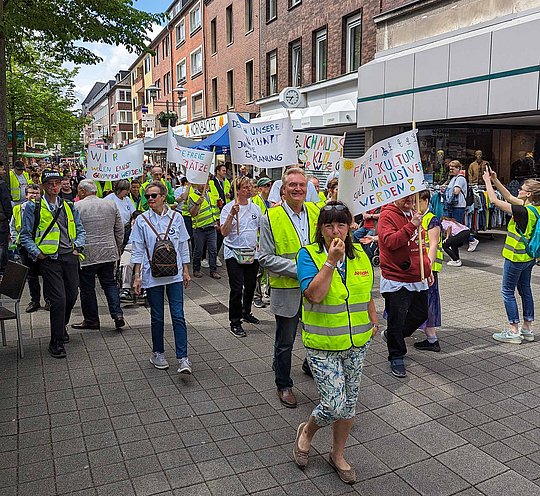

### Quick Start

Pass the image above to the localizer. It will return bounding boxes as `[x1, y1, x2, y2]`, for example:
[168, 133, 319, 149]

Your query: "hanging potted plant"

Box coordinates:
[157, 111, 178, 128]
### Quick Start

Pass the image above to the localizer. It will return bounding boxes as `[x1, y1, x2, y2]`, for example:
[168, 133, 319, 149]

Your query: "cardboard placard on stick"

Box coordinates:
[411, 121, 425, 282]
[231, 164, 240, 235]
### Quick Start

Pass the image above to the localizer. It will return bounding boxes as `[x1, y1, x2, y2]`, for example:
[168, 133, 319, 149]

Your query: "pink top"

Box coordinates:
[441, 219, 469, 236]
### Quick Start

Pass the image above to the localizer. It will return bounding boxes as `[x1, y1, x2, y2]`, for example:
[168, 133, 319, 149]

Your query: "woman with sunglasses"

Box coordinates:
[483, 169, 540, 344]
[130, 181, 192, 373]
[292, 201, 378, 485]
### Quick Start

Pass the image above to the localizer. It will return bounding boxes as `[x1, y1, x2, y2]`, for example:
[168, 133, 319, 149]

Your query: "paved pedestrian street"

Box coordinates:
[1, 234, 540, 496]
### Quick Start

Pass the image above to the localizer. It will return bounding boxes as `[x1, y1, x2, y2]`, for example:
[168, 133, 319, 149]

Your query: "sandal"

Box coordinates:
[292, 422, 309, 468]
[329, 453, 356, 485]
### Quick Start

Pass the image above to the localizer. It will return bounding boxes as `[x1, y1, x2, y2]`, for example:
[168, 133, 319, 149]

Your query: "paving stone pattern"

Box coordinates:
[1, 235, 540, 495]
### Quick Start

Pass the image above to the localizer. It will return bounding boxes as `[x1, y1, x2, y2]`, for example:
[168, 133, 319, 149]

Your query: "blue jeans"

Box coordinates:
[274, 306, 301, 390]
[146, 282, 188, 358]
[501, 259, 535, 324]
[80, 261, 122, 324]
[352, 227, 375, 258]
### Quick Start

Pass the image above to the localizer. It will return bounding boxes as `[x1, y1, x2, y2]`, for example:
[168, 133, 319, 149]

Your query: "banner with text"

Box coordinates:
[338, 129, 426, 215]
[295, 132, 344, 172]
[167, 126, 213, 184]
[228, 112, 297, 169]
[87, 141, 144, 181]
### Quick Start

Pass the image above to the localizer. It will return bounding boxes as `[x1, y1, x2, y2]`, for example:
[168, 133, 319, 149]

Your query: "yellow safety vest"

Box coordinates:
[180, 185, 192, 217]
[318, 191, 327, 203]
[96, 181, 113, 199]
[503, 205, 540, 262]
[266, 202, 320, 289]
[190, 188, 220, 229]
[35, 199, 77, 255]
[210, 178, 231, 204]
[9, 171, 33, 202]
[13, 204, 22, 242]
[140, 179, 175, 209]
[421, 212, 443, 273]
[300, 243, 374, 351]
[252, 194, 269, 215]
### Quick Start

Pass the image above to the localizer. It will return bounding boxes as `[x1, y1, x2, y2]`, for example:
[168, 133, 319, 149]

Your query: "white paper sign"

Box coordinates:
[294, 132, 344, 172]
[167, 126, 213, 184]
[228, 112, 297, 169]
[338, 129, 426, 215]
[87, 141, 144, 181]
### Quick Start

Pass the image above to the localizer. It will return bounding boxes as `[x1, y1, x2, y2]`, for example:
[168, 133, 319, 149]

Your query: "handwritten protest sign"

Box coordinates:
[228, 112, 297, 169]
[87, 141, 144, 181]
[338, 129, 426, 215]
[167, 127, 213, 184]
[295, 132, 344, 172]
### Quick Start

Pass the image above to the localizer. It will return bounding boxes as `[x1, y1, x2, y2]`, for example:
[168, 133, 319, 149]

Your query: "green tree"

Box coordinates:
[0, 0, 163, 170]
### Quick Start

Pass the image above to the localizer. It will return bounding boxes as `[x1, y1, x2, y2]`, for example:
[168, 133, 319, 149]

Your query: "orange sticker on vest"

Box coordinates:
[354, 270, 370, 277]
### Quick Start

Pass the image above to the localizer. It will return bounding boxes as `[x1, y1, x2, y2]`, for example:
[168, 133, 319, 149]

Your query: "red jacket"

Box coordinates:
[378, 203, 431, 283]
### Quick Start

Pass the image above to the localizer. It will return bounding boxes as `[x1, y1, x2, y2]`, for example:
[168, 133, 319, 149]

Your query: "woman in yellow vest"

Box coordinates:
[484, 169, 540, 344]
[292, 201, 378, 485]
[416, 190, 443, 352]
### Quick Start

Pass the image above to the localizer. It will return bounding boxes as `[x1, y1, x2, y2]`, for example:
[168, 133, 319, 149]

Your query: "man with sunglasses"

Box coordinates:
[259, 167, 320, 408]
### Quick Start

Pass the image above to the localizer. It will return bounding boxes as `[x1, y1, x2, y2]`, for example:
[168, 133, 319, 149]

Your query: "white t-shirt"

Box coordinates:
[108, 194, 135, 225]
[220, 201, 262, 260]
[268, 179, 320, 204]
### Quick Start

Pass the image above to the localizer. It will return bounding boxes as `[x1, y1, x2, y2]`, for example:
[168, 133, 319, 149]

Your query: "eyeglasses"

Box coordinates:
[144, 193, 160, 200]
[322, 204, 346, 212]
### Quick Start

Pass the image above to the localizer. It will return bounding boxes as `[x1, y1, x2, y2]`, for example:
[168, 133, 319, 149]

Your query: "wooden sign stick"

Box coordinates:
[232, 163, 240, 234]
[412, 121, 425, 281]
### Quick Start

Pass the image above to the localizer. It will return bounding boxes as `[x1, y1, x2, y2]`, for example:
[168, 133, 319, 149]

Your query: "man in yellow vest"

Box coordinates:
[140, 166, 175, 210]
[19, 169, 86, 359]
[9, 161, 33, 206]
[259, 167, 320, 408]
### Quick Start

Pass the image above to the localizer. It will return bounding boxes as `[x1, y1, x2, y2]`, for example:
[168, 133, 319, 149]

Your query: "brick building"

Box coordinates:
[204, 0, 261, 119]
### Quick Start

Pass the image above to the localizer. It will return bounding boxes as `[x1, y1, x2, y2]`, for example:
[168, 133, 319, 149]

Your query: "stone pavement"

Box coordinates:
[1, 233, 540, 496]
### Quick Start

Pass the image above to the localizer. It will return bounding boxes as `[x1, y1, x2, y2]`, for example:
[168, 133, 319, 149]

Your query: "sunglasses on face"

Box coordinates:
[144, 193, 160, 200]
[322, 204, 346, 212]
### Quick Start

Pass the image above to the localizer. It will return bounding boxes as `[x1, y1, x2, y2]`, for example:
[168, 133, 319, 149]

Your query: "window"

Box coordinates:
[176, 58, 187, 83]
[266, 0, 277, 22]
[178, 98, 187, 122]
[131, 71, 137, 85]
[245, 60, 254, 103]
[120, 131, 132, 143]
[226, 5, 234, 45]
[345, 13, 361, 73]
[245, 0, 253, 33]
[210, 18, 217, 55]
[175, 19, 185, 46]
[267, 50, 277, 95]
[190, 47, 202, 77]
[153, 49, 159, 67]
[289, 40, 301, 87]
[132, 95, 138, 110]
[163, 72, 171, 94]
[117, 89, 131, 102]
[289, 0, 301, 8]
[190, 3, 201, 34]
[227, 70, 234, 109]
[314, 28, 327, 82]
[117, 110, 132, 123]
[191, 92, 203, 119]
[144, 56, 151, 74]
[162, 35, 170, 58]
[211, 78, 218, 113]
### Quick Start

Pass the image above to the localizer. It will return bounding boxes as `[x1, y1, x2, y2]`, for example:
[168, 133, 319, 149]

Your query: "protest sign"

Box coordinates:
[294, 132, 344, 172]
[338, 129, 426, 215]
[228, 112, 297, 169]
[87, 141, 144, 181]
[167, 126, 213, 184]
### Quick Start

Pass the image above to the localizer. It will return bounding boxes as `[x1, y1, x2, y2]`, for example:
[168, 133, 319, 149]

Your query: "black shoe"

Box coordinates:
[48, 341, 66, 359]
[61, 326, 70, 344]
[115, 318, 126, 330]
[25, 301, 40, 313]
[44, 301, 51, 311]
[302, 358, 313, 378]
[390, 358, 406, 378]
[242, 313, 260, 325]
[229, 324, 247, 338]
[413, 339, 441, 352]
[71, 321, 100, 330]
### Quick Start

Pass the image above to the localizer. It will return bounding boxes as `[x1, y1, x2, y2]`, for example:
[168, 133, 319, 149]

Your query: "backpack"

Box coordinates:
[142, 213, 178, 278]
[464, 180, 475, 207]
[517, 206, 540, 258]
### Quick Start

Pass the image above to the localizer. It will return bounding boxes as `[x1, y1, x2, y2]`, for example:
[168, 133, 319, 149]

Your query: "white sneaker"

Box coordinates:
[467, 239, 479, 252]
[519, 327, 535, 342]
[201, 259, 209, 268]
[447, 260, 462, 267]
[493, 330, 523, 344]
[177, 357, 192, 374]
[216, 257, 222, 267]
[150, 352, 169, 369]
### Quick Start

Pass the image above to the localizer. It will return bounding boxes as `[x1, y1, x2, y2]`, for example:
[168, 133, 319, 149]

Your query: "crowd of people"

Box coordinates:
[0, 155, 539, 485]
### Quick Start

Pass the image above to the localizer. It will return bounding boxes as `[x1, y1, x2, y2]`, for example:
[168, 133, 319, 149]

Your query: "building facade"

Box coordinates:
[357, 0, 540, 184]
[107, 71, 133, 147]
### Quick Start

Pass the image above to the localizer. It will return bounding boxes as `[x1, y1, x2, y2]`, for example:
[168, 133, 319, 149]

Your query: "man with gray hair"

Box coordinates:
[72, 179, 125, 331]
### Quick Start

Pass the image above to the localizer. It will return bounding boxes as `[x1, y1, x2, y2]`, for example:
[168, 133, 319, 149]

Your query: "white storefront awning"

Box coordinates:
[357, 10, 540, 128]
[300, 106, 324, 128]
[323, 100, 356, 127]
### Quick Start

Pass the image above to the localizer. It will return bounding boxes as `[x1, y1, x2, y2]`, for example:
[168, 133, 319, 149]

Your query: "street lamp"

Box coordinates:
[172, 84, 186, 123]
